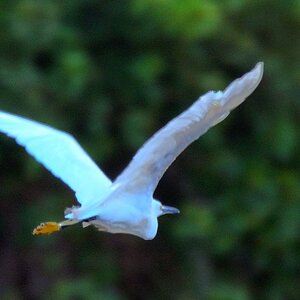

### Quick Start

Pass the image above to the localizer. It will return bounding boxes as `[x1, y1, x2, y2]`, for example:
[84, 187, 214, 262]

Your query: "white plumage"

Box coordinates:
[0, 112, 112, 205]
[0, 62, 263, 240]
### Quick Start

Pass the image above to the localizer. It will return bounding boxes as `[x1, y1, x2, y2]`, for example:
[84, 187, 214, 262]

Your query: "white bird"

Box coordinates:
[0, 62, 263, 240]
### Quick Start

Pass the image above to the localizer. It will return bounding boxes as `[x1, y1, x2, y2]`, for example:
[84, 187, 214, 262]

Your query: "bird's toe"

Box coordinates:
[32, 222, 61, 235]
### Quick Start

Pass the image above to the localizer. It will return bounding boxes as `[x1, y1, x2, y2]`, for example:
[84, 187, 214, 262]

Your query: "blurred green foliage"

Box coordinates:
[0, 0, 299, 299]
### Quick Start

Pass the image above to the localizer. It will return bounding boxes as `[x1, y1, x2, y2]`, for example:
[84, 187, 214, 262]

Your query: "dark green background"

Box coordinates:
[0, 1, 299, 299]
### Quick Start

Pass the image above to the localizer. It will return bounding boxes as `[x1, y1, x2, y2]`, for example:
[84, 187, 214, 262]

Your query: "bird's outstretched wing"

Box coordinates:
[0, 112, 112, 205]
[115, 62, 264, 196]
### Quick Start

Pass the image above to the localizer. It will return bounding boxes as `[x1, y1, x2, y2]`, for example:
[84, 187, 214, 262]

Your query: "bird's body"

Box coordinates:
[79, 191, 161, 240]
[0, 63, 263, 240]
[86, 199, 158, 240]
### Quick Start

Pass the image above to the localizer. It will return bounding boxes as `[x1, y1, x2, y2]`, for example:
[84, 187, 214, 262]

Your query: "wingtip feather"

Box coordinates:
[251, 61, 264, 90]
[222, 61, 264, 110]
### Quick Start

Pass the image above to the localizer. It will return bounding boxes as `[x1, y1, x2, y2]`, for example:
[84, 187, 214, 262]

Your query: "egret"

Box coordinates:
[0, 62, 263, 240]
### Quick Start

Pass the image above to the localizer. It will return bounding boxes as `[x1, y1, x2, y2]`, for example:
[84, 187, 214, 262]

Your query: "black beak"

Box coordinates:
[161, 205, 180, 215]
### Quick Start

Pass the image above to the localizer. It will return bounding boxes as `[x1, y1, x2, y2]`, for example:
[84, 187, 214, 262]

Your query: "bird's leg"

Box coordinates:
[32, 205, 82, 235]
[32, 219, 79, 235]
[81, 216, 98, 228]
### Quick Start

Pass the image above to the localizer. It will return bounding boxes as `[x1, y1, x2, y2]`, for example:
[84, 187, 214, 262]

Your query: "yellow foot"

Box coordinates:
[32, 222, 61, 235]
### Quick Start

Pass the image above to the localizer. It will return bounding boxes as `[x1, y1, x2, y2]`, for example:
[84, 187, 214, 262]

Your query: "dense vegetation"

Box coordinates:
[0, 1, 299, 299]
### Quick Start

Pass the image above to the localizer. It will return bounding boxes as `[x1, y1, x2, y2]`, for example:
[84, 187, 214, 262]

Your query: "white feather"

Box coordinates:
[0, 112, 112, 205]
[114, 62, 264, 196]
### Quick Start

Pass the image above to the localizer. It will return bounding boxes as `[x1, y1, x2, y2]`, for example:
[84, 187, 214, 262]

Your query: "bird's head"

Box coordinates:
[152, 199, 180, 217]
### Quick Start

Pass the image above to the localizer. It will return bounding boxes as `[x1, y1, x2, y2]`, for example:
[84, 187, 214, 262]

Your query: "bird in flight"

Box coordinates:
[0, 62, 263, 240]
